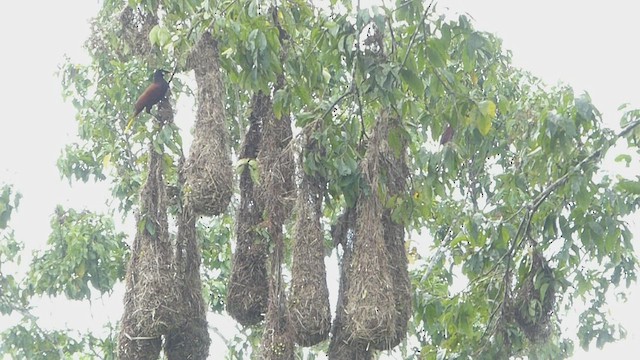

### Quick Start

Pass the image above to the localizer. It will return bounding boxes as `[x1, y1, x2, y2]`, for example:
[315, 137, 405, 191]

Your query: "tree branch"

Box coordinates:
[401, 0, 435, 69]
[478, 115, 640, 348]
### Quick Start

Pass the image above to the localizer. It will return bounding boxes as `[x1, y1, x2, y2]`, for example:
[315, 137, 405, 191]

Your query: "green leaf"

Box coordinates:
[149, 25, 160, 45]
[157, 27, 172, 47]
[616, 179, 640, 194]
[476, 100, 496, 136]
[145, 219, 156, 236]
[426, 43, 446, 68]
[614, 154, 632, 167]
[256, 31, 267, 52]
[322, 68, 331, 84]
[477, 113, 491, 136]
[478, 100, 496, 118]
[400, 68, 425, 97]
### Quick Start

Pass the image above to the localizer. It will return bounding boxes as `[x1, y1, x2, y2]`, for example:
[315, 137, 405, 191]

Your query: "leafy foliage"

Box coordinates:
[0, 189, 126, 358]
[27, 206, 128, 300]
[0, 184, 24, 315]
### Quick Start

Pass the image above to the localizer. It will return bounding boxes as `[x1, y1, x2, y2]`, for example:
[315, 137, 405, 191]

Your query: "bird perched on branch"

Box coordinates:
[126, 69, 169, 131]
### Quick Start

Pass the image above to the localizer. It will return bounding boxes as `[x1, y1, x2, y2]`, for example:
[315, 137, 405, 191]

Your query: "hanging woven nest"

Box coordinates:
[254, 94, 295, 226]
[344, 115, 396, 349]
[260, 233, 294, 360]
[226, 93, 268, 326]
[261, 305, 294, 359]
[380, 211, 411, 349]
[118, 146, 181, 359]
[163, 207, 210, 360]
[288, 146, 331, 346]
[117, 6, 157, 58]
[512, 249, 556, 343]
[183, 31, 233, 217]
[328, 208, 372, 360]
[377, 115, 411, 350]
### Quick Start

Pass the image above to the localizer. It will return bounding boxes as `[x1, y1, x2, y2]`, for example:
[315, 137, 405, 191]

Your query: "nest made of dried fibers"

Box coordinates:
[377, 115, 412, 350]
[118, 148, 180, 359]
[345, 192, 396, 347]
[226, 111, 268, 326]
[513, 249, 556, 343]
[255, 95, 295, 225]
[164, 317, 209, 360]
[163, 208, 210, 360]
[328, 208, 373, 360]
[118, 335, 161, 360]
[380, 210, 411, 350]
[117, 6, 157, 58]
[260, 220, 294, 360]
[184, 31, 233, 217]
[288, 176, 331, 346]
[344, 118, 398, 347]
[261, 307, 294, 360]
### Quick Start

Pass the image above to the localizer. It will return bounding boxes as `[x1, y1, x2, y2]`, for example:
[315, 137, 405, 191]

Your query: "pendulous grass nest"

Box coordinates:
[183, 31, 233, 217]
[379, 115, 412, 349]
[343, 113, 397, 349]
[256, 81, 296, 358]
[288, 134, 331, 347]
[226, 93, 268, 326]
[513, 249, 556, 343]
[118, 145, 181, 360]
[163, 207, 210, 360]
[254, 94, 295, 226]
[328, 208, 372, 360]
[329, 112, 412, 355]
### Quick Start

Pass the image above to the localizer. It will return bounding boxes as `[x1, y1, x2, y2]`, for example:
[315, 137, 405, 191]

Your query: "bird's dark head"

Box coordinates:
[153, 69, 168, 82]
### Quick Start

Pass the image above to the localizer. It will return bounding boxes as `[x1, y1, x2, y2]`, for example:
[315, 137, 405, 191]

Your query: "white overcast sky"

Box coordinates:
[1, 0, 639, 359]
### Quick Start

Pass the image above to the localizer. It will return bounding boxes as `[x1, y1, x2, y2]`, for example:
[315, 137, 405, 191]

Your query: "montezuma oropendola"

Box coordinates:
[126, 69, 169, 131]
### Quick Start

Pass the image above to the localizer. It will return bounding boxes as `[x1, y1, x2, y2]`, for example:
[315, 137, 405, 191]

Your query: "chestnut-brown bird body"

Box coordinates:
[133, 70, 169, 117]
[440, 124, 454, 145]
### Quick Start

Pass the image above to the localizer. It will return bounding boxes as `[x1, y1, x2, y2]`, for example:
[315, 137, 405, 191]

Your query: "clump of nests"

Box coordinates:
[119, 93, 212, 359]
[117, 13, 233, 359]
[512, 249, 556, 343]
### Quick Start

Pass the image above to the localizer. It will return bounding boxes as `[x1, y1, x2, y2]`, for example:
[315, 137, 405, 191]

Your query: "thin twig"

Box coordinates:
[433, 68, 457, 95]
[320, 89, 354, 120]
[123, 332, 159, 341]
[208, 325, 231, 344]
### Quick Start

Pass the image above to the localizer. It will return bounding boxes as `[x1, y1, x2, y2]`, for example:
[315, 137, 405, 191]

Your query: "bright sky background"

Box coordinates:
[1, 0, 639, 358]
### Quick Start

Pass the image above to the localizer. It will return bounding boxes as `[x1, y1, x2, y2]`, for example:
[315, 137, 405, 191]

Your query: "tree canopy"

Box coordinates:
[2, 0, 640, 359]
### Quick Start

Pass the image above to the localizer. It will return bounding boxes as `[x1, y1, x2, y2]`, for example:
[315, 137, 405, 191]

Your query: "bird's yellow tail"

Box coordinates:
[125, 115, 135, 133]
